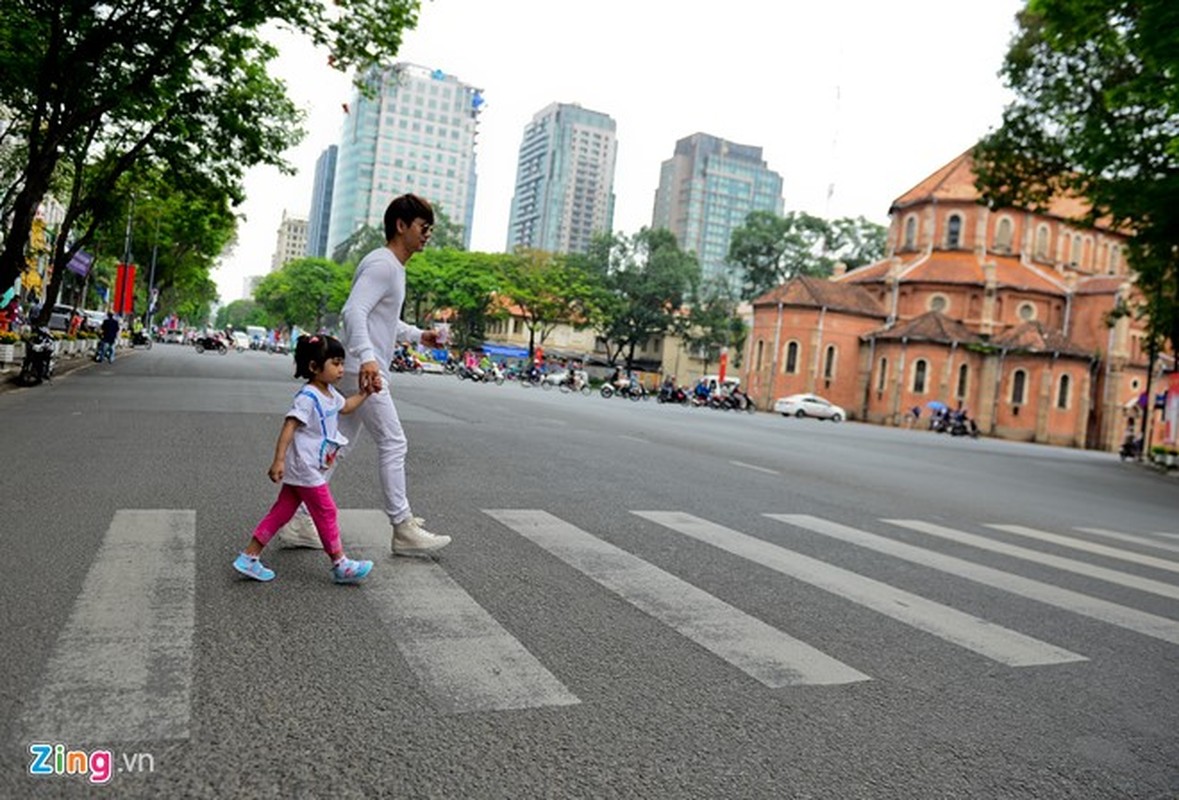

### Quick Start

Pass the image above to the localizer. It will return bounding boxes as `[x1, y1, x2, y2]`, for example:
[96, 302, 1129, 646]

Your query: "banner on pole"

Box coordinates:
[114, 263, 137, 315]
[65, 250, 93, 277]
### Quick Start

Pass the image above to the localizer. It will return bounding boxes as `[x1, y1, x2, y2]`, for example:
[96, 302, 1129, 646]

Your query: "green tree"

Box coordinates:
[500, 249, 603, 358]
[86, 169, 238, 326]
[332, 224, 386, 265]
[680, 278, 747, 376]
[427, 204, 466, 251]
[728, 211, 835, 300]
[405, 248, 509, 347]
[216, 299, 272, 331]
[726, 212, 886, 300]
[254, 257, 351, 331]
[827, 216, 888, 270]
[972, 0, 1178, 358]
[578, 228, 700, 369]
[0, 0, 422, 321]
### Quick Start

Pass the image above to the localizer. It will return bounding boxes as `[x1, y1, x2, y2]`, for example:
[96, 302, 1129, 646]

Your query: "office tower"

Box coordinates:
[327, 63, 483, 256]
[271, 210, 308, 272]
[506, 102, 617, 254]
[306, 145, 337, 258]
[652, 133, 784, 287]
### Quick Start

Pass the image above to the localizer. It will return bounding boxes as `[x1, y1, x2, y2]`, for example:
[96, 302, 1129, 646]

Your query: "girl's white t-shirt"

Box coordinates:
[284, 385, 349, 487]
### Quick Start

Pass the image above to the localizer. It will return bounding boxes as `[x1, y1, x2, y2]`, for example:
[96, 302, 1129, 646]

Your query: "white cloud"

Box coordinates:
[216, 0, 1024, 301]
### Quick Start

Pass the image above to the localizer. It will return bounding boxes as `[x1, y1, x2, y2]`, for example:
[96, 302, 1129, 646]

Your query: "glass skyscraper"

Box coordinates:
[506, 103, 617, 254]
[305, 145, 336, 258]
[327, 63, 482, 256]
[652, 133, 784, 287]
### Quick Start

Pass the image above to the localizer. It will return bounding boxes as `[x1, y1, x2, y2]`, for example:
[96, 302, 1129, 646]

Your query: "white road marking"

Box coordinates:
[729, 460, 781, 476]
[987, 524, 1179, 575]
[487, 509, 869, 687]
[341, 511, 579, 714]
[772, 514, 1179, 647]
[887, 520, 1179, 601]
[21, 510, 196, 743]
[618, 434, 648, 444]
[1076, 527, 1179, 556]
[639, 511, 1083, 668]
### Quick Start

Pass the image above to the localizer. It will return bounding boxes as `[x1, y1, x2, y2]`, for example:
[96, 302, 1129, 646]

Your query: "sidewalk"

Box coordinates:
[0, 345, 131, 396]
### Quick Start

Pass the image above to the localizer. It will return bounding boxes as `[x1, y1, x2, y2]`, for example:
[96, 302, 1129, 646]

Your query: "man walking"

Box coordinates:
[278, 194, 450, 555]
[99, 312, 119, 363]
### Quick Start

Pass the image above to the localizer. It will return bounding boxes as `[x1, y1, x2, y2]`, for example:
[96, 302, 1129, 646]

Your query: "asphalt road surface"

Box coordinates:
[2, 344, 1177, 798]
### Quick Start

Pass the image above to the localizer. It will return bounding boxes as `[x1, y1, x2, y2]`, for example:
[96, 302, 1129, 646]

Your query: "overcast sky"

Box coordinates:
[215, 0, 1026, 302]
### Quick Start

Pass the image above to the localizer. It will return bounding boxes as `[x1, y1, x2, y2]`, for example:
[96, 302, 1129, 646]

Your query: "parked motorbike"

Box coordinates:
[947, 415, 979, 438]
[600, 381, 647, 401]
[657, 385, 690, 405]
[194, 334, 228, 354]
[456, 363, 504, 385]
[19, 326, 57, 386]
[391, 351, 423, 374]
[554, 370, 592, 395]
[130, 329, 153, 349]
[1119, 436, 1143, 461]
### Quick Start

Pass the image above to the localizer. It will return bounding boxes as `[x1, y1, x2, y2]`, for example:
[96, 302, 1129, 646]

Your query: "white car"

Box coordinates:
[773, 393, 846, 421]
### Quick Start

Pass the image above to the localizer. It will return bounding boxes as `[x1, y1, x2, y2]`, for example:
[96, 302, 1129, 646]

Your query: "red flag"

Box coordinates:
[718, 349, 728, 384]
[114, 263, 137, 315]
[113, 263, 127, 313]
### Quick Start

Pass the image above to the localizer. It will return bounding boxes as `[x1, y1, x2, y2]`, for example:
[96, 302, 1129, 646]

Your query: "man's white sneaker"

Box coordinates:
[392, 516, 451, 556]
[275, 510, 322, 549]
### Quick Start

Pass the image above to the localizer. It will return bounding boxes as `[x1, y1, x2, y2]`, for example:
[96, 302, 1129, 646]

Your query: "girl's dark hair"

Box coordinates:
[293, 334, 346, 380]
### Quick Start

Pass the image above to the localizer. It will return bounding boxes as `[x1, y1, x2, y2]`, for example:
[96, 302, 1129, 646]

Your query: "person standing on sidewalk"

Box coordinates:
[98, 312, 119, 363]
[278, 194, 450, 556]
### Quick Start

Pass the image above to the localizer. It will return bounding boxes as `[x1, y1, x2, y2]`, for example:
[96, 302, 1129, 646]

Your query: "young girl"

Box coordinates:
[233, 334, 374, 584]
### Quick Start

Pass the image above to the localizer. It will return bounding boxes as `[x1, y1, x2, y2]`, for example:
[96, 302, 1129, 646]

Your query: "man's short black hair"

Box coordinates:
[383, 194, 434, 241]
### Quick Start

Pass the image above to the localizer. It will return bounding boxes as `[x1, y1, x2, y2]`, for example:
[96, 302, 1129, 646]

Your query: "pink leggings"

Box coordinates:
[253, 483, 341, 554]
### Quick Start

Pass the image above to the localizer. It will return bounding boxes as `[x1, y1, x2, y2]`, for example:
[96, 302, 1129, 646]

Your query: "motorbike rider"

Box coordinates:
[660, 374, 676, 401]
[610, 366, 629, 391]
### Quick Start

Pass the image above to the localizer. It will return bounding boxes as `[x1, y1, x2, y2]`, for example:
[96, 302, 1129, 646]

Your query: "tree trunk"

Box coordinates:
[0, 164, 57, 301]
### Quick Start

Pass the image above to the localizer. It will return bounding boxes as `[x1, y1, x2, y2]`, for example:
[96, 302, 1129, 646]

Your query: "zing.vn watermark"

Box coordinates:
[28, 743, 154, 785]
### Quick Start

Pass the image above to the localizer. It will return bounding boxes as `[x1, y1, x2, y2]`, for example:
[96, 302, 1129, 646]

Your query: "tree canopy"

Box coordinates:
[972, 0, 1179, 358]
[254, 257, 352, 331]
[728, 211, 887, 301]
[0, 0, 422, 322]
[499, 249, 601, 357]
[574, 228, 700, 368]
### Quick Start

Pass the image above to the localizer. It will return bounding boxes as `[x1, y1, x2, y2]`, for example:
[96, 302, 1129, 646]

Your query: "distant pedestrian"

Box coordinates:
[232, 334, 375, 584]
[98, 312, 119, 363]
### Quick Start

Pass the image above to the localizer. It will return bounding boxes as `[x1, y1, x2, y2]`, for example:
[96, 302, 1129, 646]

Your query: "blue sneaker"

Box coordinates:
[233, 553, 275, 582]
[332, 557, 373, 584]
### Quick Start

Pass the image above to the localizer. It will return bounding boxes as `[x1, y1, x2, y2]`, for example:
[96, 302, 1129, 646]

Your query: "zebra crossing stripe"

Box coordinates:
[1076, 527, 1179, 555]
[987, 524, 1179, 572]
[636, 511, 1084, 668]
[486, 509, 870, 688]
[773, 515, 1179, 647]
[21, 510, 195, 744]
[891, 521, 1179, 601]
[340, 511, 580, 714]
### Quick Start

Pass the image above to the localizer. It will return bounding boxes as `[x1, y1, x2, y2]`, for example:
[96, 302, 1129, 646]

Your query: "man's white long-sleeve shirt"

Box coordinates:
[341, 246, 421, 373]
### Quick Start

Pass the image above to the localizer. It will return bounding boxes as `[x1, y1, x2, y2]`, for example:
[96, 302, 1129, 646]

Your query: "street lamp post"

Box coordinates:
[144, 215, 160, 333]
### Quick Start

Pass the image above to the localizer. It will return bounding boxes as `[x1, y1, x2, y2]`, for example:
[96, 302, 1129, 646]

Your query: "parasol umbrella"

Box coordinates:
[925, 400, 948, 411]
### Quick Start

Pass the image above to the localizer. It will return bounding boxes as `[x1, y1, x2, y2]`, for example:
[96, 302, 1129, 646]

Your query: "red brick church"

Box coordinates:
[741, 150, 1158, 451]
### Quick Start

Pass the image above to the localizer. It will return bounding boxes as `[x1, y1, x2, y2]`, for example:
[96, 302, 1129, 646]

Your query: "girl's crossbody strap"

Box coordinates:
[297, 389, 329, 436]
